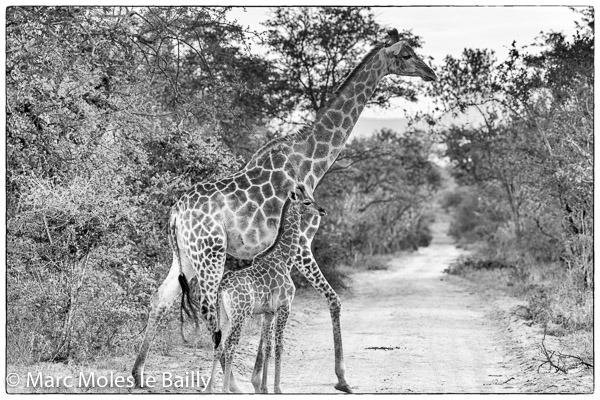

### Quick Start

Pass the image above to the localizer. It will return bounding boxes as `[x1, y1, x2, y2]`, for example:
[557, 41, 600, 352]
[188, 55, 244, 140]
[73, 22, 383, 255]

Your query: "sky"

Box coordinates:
[229, 5, 582, 63]
[227, 5, 585, 121]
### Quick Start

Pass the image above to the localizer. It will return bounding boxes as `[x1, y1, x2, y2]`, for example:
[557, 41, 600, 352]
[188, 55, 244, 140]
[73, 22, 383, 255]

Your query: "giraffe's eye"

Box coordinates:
[303, 201, 312, 205]
[401, 54, 411, 60]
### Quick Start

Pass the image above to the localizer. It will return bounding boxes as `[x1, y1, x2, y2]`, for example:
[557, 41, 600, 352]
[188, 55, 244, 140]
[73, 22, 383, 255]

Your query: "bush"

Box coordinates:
[7, 172, 151, 363]
[444, 256, 515, 276]
[445, 253, 592, 341]
[442, 187, 499, 244]
[359, 255, 391, 271]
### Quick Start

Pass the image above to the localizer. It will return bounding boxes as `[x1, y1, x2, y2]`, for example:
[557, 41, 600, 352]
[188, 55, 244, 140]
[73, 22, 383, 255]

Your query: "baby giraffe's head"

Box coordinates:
[288, 184, 327, 217]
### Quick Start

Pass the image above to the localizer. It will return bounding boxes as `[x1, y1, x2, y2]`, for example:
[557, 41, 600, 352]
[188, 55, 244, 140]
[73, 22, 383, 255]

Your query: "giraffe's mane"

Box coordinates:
[296, 43, 385, 143]
[243, 43, 385, 167]
[325, 45, 384, 110]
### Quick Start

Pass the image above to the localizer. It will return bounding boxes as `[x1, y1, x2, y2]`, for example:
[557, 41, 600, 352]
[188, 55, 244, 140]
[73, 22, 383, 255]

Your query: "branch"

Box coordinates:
[43, 214, 54, 246]
[536, 331, 593, 374]
[532, 216, 560, 242]
[358, 197, 401, 213]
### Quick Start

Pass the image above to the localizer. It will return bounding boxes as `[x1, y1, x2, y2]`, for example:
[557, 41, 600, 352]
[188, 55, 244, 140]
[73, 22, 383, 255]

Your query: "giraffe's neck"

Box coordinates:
[291, 47, 389, 191]
[256, 199, 300, 263]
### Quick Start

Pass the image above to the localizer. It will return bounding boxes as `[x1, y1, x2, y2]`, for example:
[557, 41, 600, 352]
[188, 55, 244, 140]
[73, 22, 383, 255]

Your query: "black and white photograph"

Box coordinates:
[4, 3, 594, 394]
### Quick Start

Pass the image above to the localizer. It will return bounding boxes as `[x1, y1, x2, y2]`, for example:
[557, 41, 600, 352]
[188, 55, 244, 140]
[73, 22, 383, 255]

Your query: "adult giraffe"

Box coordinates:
[132, 29, 436, 393]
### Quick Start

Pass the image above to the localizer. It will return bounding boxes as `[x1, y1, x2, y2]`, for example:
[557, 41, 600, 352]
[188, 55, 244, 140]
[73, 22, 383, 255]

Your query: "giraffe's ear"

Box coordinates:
[288, 190, 298, 201]
[384, 42, 404, 57]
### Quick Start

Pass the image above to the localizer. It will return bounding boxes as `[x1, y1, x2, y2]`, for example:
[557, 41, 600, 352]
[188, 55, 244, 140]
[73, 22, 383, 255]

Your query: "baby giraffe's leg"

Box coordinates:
[274, 305, 291, 394]
[204, 296, 241, 393]
[259, 312, 275, 393]
[251, 317, 266, 393]
[199, 357, 243, 392]
[223, 318, 244, 393]
[220, 353, 243, 393]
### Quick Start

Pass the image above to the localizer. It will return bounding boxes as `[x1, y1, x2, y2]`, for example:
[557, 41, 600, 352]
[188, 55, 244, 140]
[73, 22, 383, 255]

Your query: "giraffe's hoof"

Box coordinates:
[131, 370, 143, 389]
[230, 384, 243, 393]
[335, 382, 354, 394]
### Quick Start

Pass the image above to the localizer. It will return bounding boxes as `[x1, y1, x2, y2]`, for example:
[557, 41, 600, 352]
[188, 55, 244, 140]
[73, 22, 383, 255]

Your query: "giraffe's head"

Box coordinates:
[289, 185, 327, 217]
[382, 32, 437, 82]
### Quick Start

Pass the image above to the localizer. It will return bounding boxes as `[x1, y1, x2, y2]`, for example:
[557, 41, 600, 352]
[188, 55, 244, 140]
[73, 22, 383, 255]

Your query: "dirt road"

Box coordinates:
[143, 213, 523, 394]
[8, 214, 591, 394]
[268, 216, 520, 394]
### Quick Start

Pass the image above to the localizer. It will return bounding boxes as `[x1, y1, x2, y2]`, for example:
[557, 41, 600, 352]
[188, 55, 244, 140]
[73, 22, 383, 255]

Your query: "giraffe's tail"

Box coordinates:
[214, 290, 224, 349]
[178, 273, 200, 326]
[170, 209, 200, 342]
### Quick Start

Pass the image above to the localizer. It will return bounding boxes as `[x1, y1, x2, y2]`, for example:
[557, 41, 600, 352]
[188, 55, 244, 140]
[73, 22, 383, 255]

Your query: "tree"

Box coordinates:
[5, 6, 260, 363]
[427, 7, 593, 285]
[124, 7, 287, 157]
[316, 129, 441, 260]
[263, 7, 424, 126]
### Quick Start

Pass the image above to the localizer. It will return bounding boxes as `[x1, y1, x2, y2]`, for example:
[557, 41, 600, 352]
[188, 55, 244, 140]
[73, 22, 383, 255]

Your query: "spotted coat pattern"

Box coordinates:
[206, 190, 322, 393]
[132, 30, 436, 394]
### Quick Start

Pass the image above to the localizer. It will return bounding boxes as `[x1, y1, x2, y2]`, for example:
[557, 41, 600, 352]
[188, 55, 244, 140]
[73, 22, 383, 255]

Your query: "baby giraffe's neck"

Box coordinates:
[256, 200, 301, 267]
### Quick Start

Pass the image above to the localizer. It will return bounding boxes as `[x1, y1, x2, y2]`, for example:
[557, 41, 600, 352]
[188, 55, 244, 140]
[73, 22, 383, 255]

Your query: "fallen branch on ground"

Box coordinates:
[536, 331, 594, 374]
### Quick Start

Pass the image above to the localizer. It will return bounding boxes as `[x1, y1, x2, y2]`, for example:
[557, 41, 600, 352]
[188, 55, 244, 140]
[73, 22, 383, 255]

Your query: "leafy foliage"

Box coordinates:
[263, 7, 424, 122]
[6, 6, 246, 363]
[430, 8, 592, 280]
[316, 129, 440, 261]
[6, 6, 439, 364]
[430, 8, 593, 344]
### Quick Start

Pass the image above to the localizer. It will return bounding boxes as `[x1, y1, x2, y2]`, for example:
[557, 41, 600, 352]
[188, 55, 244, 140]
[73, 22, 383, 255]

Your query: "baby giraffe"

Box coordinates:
[205, 185, 327, 393]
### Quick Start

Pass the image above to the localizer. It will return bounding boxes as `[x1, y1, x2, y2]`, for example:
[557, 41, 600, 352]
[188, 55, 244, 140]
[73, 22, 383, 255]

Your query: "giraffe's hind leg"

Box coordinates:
[187, 232, 247, 392]
[295, 245, 353, 394]
[204, 301, 243, 394]
[132, 255, 194, 388]
[189, 238, 226, 344]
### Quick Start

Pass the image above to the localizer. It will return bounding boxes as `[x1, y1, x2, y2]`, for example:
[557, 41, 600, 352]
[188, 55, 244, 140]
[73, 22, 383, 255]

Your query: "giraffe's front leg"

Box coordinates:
[295, 244, 353, 394]
[274, 305, 291, 394]
[222, 318, 245, 393]
[258, 312, 275, 393]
